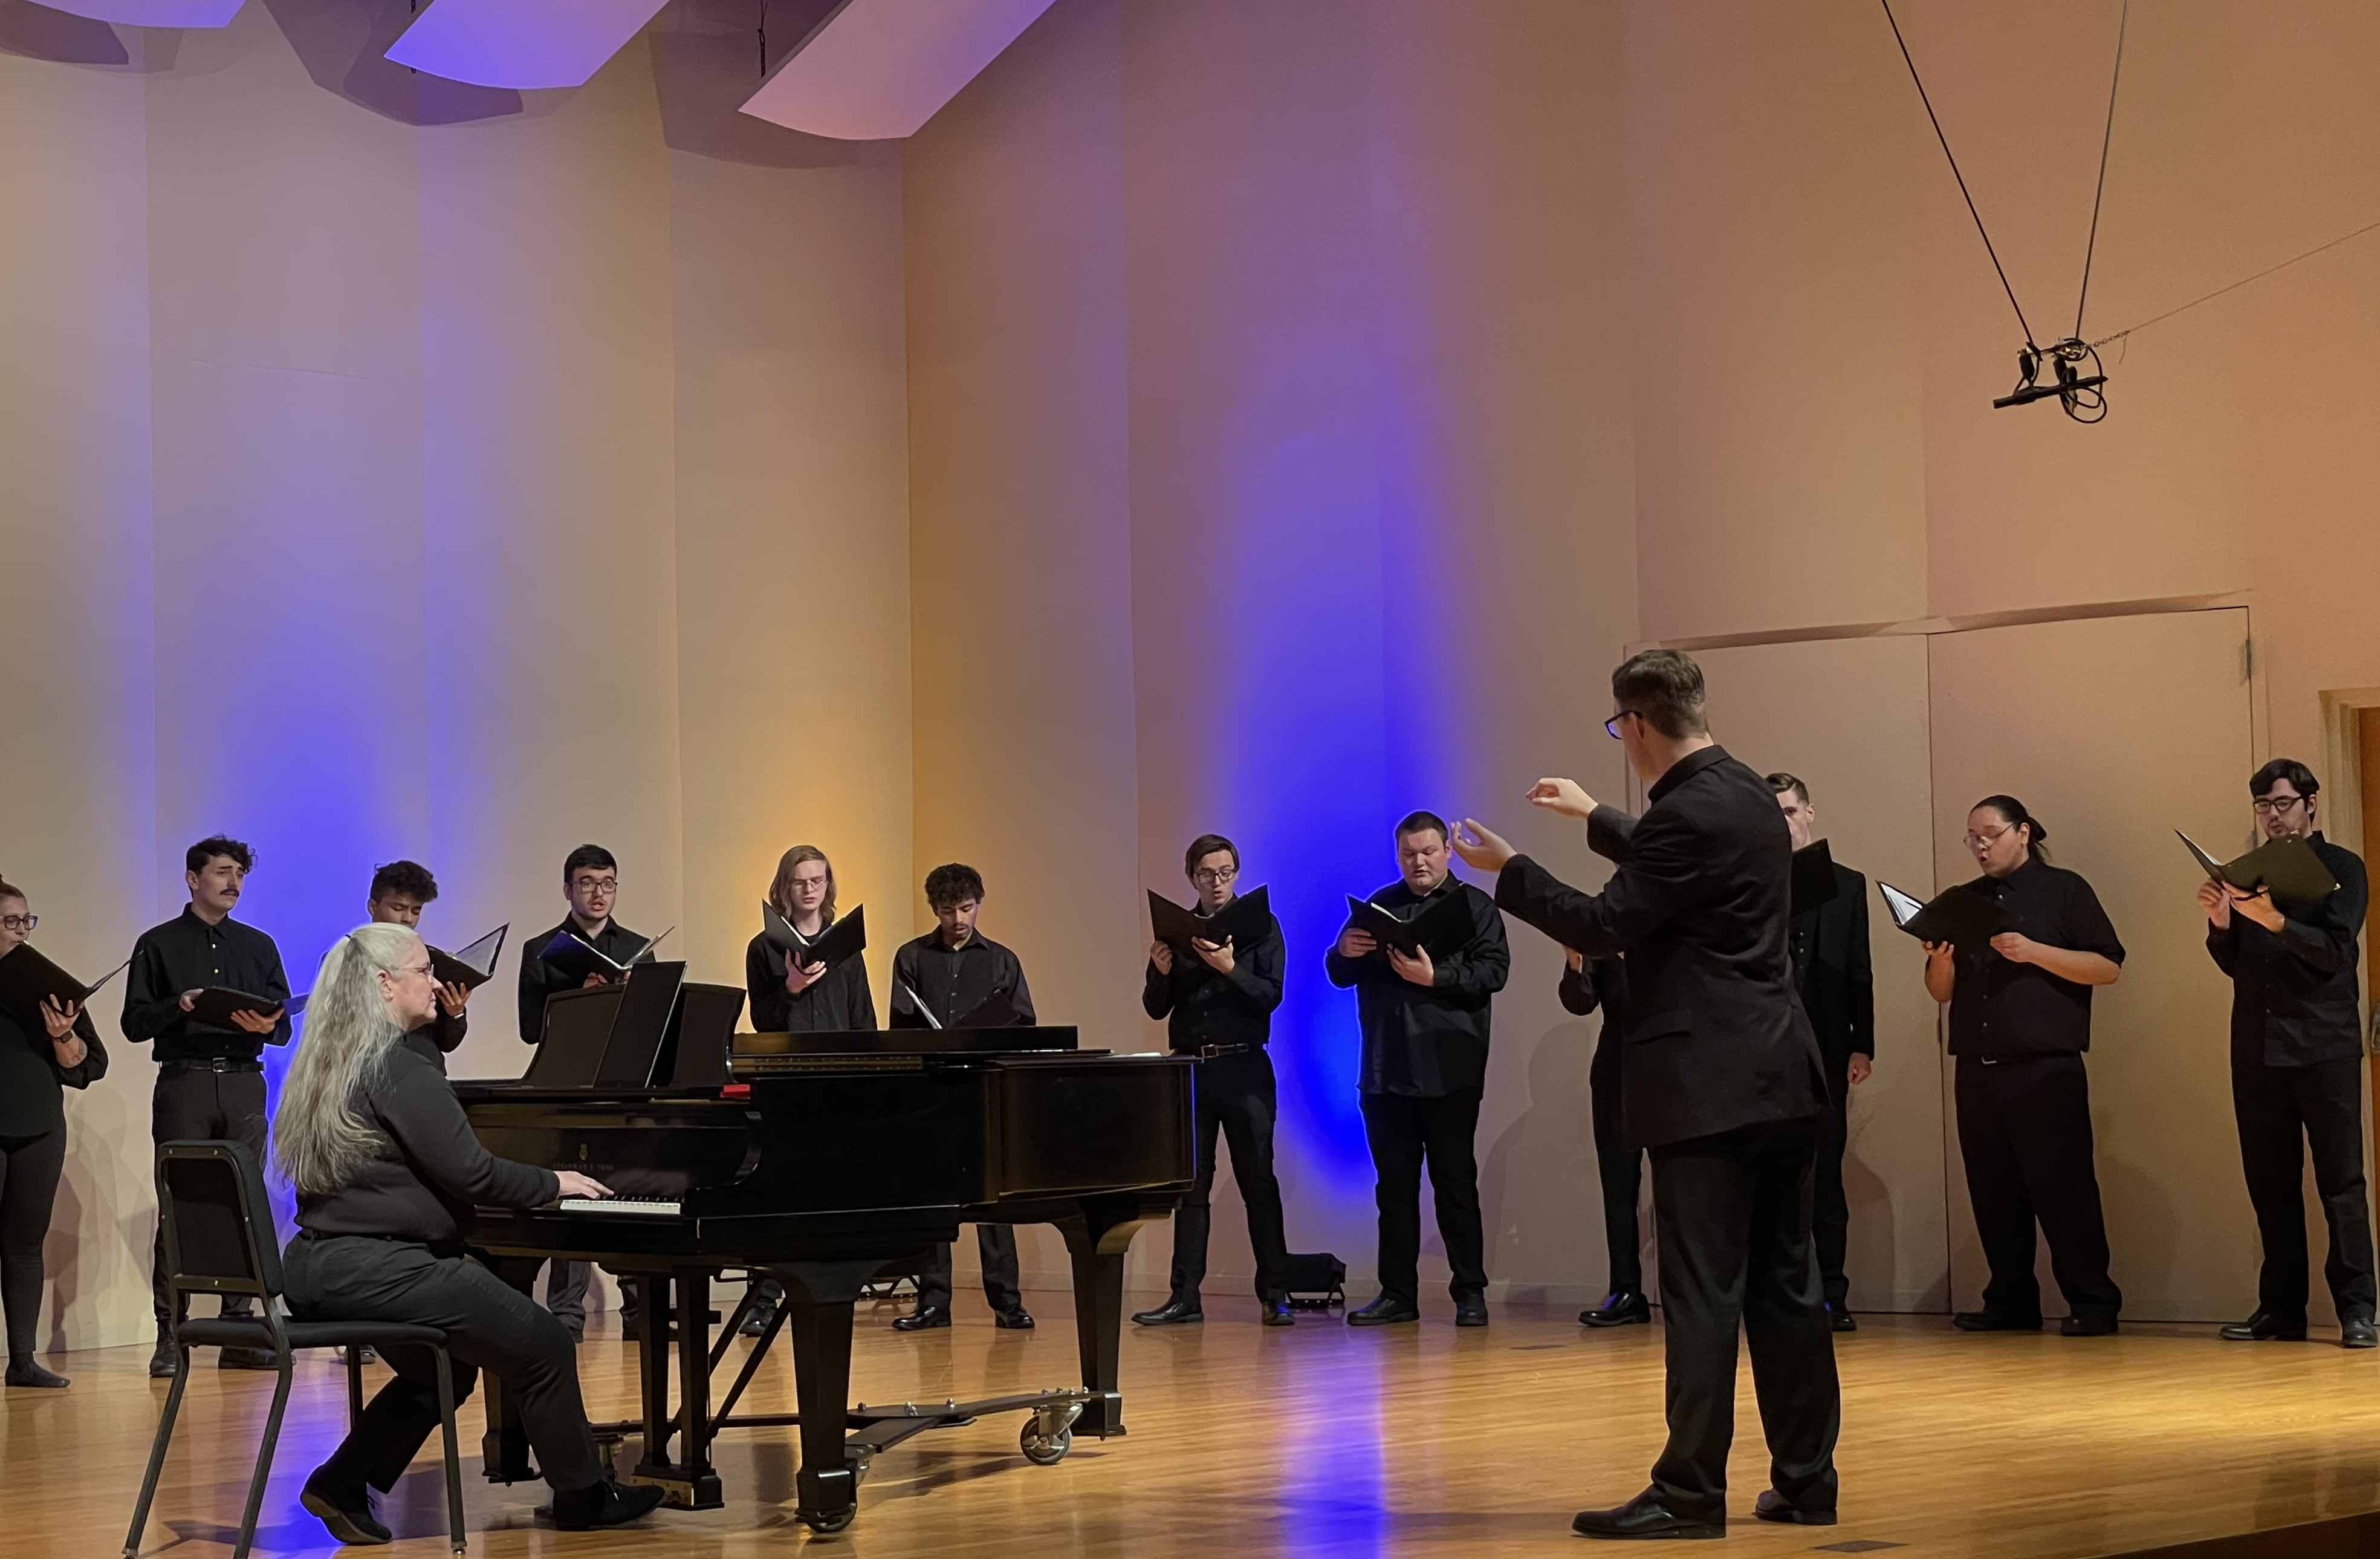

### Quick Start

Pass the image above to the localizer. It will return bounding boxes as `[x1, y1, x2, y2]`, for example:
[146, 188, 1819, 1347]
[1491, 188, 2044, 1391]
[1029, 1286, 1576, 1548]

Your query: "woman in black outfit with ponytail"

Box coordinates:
[1924, 797, 2127, 1337]
[0, 877, 109, 1389]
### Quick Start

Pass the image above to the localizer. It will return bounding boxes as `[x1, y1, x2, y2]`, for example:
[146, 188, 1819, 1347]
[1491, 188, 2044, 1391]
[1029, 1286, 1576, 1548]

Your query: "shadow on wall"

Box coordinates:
[650, 0, 882, 169]
[1843, 1108, 1905, 1309]
[1480, 1019, 1598, 1300]
[261, 0, 522, 127]
[0, 0, 173, 67]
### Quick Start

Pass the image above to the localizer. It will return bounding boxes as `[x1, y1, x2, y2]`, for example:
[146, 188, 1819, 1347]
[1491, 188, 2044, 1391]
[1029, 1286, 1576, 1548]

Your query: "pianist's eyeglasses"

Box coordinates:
[1192, 867, 1237, 887]
[0, 915, 34, 933]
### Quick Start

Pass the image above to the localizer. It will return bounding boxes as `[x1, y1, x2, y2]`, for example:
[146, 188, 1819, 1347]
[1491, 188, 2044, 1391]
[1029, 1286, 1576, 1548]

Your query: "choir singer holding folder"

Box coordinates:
[1446, 649, 1838, 1539]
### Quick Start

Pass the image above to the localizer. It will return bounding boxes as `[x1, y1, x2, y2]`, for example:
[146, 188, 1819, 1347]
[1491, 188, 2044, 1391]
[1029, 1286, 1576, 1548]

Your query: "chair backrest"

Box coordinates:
[156, 1140, 282, 1309]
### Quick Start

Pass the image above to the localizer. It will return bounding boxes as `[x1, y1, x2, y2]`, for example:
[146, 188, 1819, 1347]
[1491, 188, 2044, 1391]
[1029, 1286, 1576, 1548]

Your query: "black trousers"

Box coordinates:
[1812, 1063, 1852, 1311]
[1954, 1054, 2121, 1322]
[1646, 1117, 1839, 1519]
[285, 1234, 604, 1494]
[1360, 1090, 1487, 1306]
[1168, 1049, 1291, 1303]
[542, 1260, 590, 1331]
[1588, 1042, 1643, 1292]
[2233, 1054, 2378, 1323]
[918, 1225, 1022, 1314]
[152, 1065, 268, 1327]
[0, 1126, 66, 1358]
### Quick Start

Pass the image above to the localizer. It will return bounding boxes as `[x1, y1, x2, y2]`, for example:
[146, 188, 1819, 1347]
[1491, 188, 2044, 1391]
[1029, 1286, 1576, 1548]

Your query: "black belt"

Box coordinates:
[1187, 1043, 1254, 1060]
[161, 1058, 264, 1075]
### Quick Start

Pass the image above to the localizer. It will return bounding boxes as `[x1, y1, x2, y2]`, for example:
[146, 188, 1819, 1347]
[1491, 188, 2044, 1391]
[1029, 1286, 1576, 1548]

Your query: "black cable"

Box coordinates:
[1879, 0, 2037, 351]
[2073, 0, 2130, 340]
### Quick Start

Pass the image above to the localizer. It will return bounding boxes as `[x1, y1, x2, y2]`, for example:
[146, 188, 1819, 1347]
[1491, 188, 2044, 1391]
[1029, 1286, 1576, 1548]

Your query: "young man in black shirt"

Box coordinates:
[2200, 759, 2375, 1348]
[1327, 810, 1510, 1327]
[123, 834, 290, 1376]
[368, 860, 472, 1060]
[515, 843, 648, 1340]
[1134, 833, 1292, 1327]
[889, 863, 1035, 1330]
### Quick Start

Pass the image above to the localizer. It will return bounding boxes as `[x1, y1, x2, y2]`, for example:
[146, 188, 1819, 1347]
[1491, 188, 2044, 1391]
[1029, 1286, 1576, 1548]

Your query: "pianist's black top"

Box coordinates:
[122, 906, 293, 1063]
[297, 1028, 558, 1242]
[516, 915, 646, 1042]
[889, 931, 1036, 1028]
[744, 930, 877, 1033]
[0, 982, 108, 1136]
[1142, 898, 1285, 1052]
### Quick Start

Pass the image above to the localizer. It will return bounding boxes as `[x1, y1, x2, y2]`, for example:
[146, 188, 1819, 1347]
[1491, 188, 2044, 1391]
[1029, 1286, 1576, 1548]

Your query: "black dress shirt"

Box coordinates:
[889, 932, 1035, 1028]
[122, 907, 293, 1062]
[1325, 877, 1509, 1098]
[2205, 832, 2366, 1068]
[515, 916, 646, 1042]
[745, 925, 878, 1032]
[296, 1031, 557, 1241]
[1945, 857, 2125, 1060]
[1143, 898, 1286, 1051]
[1789, 861, 1874, 1069]
[0, 984, 108, 1136]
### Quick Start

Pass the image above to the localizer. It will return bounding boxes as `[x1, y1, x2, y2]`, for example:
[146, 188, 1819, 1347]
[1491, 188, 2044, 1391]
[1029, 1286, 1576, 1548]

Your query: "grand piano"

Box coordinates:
[455, 959, 1194, 1532]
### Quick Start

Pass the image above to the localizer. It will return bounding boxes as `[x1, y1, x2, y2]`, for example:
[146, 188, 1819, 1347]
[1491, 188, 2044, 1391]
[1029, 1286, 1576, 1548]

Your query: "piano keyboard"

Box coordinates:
[559, 1196, 682, 1217]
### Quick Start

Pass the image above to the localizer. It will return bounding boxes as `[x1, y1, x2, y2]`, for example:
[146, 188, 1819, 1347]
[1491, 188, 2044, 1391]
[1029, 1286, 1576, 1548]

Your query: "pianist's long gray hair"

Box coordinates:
[273, 922, 413, 1194]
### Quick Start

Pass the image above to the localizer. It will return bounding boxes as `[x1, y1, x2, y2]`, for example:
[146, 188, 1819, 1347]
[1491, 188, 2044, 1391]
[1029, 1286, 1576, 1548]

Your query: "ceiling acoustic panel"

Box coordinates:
[385, 0, 670, 91]
[36, 0, 245, 23]
[739, 0, 1056, 141]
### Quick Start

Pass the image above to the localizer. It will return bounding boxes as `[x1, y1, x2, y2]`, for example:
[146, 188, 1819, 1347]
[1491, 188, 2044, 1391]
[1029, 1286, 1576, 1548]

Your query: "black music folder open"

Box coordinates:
[536, 925, 673, 984]
[2177, 831, 2341, 907]
[762, 902, 867, 972]
[1148, 884, 1270, 954]
[1790, 840, 1840, 918]
[1344, 891, 1471, 958]
[186, 985, 302, 1032]
[428, 924, 508, 989]
[0, 946, 131, 1025]
[1877, 881, 2011, 949]
[956, 988, 1026, 1029]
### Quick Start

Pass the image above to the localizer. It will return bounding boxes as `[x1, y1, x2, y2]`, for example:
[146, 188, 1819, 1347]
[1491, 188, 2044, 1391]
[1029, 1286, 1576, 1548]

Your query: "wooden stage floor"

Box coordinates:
[27, 1290, 2380, 1558]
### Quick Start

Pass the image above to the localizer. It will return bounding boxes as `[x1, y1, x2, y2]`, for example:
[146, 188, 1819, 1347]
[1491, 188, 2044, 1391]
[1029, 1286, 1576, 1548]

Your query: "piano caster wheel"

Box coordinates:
[800, 1505, 857, 1535]
[1019, 1421, 1073, 1467]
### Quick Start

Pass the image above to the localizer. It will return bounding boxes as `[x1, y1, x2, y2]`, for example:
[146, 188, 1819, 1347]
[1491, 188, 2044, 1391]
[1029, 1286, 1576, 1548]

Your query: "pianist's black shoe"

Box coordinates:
[995, 1305, 1037, 1330]
[1580, 1289, 1650, 1328]
[1571, 1488, 1723, 1540]
[300, 1468, 392, 1546]
[2219, 1309, 2308, 1342]
[1262, 1297, 1294, 1327]
[148, 1332, 179, 1379]
[218, 1345, 280, 1370]
[892, 1305, 951, 1332]
[552, 1479, 667, 1531]
[2343, 1315, 2378, 1349]
[1346, 1295, 1419, 1327]
[739, 1297, 778, 1338]
[1132, 1296, 1204, 1326]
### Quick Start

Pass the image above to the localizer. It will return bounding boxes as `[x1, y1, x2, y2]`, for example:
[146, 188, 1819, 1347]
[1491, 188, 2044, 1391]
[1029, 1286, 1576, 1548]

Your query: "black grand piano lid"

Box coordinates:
[734, 1026, 1081, 1058]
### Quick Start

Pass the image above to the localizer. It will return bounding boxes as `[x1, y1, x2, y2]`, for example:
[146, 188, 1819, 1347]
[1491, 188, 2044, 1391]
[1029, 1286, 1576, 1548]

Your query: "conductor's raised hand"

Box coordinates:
[1337, 925, 1378, 959]
[1149, 939, 1174, 974]
[1193, 936, 1236, 974]
[1526, 777, 1597, 820]
[1386, 942, 1435, 988]
[553, 1170, 612, 1201]
[1449, 818, 1515, 873]
[228, 1006, 282, 1034]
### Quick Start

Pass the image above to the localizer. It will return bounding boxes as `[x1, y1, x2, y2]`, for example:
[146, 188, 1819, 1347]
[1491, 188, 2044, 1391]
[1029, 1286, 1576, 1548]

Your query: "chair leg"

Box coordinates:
[435, 1347, 467, 1556]
[230, 1352, 294, 1559]
[121, 1346, 192, 1558]
[346, 1346, 365, 1428]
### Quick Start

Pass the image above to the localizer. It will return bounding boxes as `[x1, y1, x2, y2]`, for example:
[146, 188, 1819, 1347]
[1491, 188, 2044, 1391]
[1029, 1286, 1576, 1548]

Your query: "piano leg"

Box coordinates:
[675, 1269, 721, 1508]
[477, 1255, 542, 1482]
[776, 1259, 887, 1534]
[621, 1272, 721, 1508]
[1057, 1194, 1169, 1439]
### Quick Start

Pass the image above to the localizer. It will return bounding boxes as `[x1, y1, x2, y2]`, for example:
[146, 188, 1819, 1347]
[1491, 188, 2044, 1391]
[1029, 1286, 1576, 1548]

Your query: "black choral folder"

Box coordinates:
[2176, 831, 2340, 907]
[1344, 891, 1471, 958]
[1877, 881, 2011, 949]
[186, 985, 301, 1033]
[535, 925, 673, 984]
[428, 924, 508, 990]
[1148, 884, 1270, 954]
[761, 903, 867, 972]
[0, 947, 131, 1026]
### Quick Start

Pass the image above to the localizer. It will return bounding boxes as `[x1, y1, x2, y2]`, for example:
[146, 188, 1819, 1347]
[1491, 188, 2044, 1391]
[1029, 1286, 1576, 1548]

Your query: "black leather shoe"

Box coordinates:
[2060, 1313, 2119, 1337]
[995, 1306, 1036, 1330]
[340, 1344, 376, 1366]
[552, 1479, 667, 1531]
[892, 1306, 951, 1332]
[739, 1300, 777, 1338]
[1454, 1297, 1489, 1327]
[1753, 1489, 1836, 1526]
[2344, 1316, 2378, 1349]
[218, 1345, 280, 1370]
[5, 1357, 68, 1389]
[148, 1336, 180, 1379]
[302, 1470, 393, 1545]
[1571, 1489, 1723, 1540]
[1346, 1295, 1420, 1327]
[1829, 1306, 1858, 1334]
[1261, 1297, 1294, 1327]
[1953, 1310, 2041, 1332]
[1580, 1290, 1651, 1328]
[2219, 1309, 2308, 1342]
[1132, 1297, 1204, 1326]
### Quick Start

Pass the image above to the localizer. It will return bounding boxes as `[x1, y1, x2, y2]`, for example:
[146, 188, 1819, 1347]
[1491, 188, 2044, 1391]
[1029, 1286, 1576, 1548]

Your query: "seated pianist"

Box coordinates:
[272, 922, 666, 1544]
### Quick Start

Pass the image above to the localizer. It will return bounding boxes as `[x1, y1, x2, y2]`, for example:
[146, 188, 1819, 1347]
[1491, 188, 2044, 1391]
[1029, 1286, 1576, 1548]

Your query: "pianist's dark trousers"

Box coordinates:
[1647, 1115, 1839, 1521]
[542, 1260, 590, 1337]
[1360, 1089, 1488, 1307]
[285, 1233, 606, 1495]
[1168, 1048, 1290, 1303]
[152, 1063, 268, 1329]
[918, 1226, 1022, 1315]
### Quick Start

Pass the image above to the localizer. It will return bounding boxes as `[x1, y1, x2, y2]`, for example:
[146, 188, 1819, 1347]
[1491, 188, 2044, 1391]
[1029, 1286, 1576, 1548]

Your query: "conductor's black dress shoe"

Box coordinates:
[1753, 1489, 1836, 1526]
[2219, 1309, 2307, 1342]
[1132, 1296, 1204, 1326]
[1571, 1489, 1723, 1540]
[892, 1305, 951, 1332]
[2343, 1315, 2378, 1349]
[1346, 1295, 1420, 1327]
[1580, 1290, 1650, 1328]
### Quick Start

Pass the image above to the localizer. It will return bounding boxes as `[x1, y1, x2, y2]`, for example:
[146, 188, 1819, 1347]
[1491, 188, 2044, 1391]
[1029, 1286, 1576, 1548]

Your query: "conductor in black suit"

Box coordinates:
[1450, 649, 1838, 1538]
[1769, 774, 1873, 1332]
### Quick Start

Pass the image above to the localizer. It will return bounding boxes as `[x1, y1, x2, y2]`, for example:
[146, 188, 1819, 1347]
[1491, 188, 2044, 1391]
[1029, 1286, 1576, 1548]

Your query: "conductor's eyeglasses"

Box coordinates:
[1604, 711, 1641, 739]
[2251, 795, 2307, 815]
[0, 914, 34, 933]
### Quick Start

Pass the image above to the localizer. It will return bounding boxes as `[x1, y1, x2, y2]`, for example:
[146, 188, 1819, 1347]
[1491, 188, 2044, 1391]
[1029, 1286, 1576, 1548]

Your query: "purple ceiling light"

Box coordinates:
[739, 0, 1056, 141]
[34, 0, 245, 23]
[384, 0, 671, 91]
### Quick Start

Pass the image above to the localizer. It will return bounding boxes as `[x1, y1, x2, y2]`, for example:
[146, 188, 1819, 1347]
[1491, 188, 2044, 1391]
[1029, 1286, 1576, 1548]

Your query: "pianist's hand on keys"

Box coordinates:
[554, 1170, 613, 1202]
